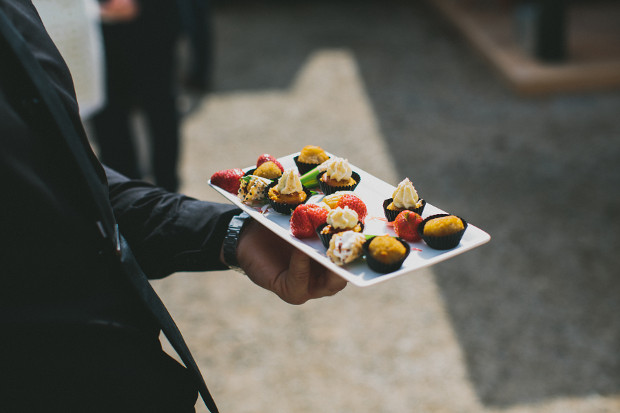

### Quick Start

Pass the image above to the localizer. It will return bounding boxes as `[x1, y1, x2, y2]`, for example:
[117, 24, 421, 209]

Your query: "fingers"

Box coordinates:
[309, 264, 347, 299]
[238, 222, 347, 304]
[304, 253, 347, 299]
[278, 249, 347, 305]
[320, 270, 348, 297]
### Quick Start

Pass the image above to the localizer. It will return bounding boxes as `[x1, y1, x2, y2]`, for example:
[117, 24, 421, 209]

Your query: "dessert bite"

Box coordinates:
[317, 158, 360, 195]
[267, 169, 309, 214]
[418, 214, 467, 250]
[322, 191, 355, 209]
[423, 215, 464, 236]
[254, 161, 283, 180]
[383, 178, 425, 221]
[322, 191, 367, 223]
[317, 206, 363, 248]
[326, 231, 366, 266]
[256, 153, 284, 172]
[294, 145, 330, 175]
[363, 235, 410, 273]
[237, 175, 271, 204]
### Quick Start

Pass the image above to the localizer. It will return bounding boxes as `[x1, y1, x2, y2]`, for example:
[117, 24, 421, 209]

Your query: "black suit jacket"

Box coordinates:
[1, 1, 238, 410]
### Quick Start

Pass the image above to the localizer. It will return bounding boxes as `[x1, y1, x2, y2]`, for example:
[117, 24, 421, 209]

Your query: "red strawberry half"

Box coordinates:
[210, 168, 245, 194]
[393, 210, 423, 242]
[290, 204, 329, 239]
[337, 194, 368, 223]
[256, 153, 284, 172]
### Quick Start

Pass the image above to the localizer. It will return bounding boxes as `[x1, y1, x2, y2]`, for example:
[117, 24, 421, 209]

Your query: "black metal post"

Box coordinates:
[515, 0, 567, 63]
[535, 0, 567, 62]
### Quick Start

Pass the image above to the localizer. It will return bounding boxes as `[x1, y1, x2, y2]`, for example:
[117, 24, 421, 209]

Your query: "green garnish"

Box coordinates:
[299, 166, 321, 188]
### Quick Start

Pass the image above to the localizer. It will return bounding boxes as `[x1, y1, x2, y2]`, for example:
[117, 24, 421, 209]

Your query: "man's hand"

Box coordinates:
[235, 219, 347, 304]
[99, 0, 140, 23]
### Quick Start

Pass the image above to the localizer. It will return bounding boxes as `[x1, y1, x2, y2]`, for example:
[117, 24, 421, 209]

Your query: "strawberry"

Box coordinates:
[256, 154, 284, 172]
[290, 204, 329, 239]
[308, 205, 329, 228]
[210, 168, 245, 194]
[337, 194, 367, 223]
[393, 210, 423, 242]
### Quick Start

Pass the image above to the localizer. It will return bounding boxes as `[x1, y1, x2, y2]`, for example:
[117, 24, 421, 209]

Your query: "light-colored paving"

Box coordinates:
[151, 1, 620, 412]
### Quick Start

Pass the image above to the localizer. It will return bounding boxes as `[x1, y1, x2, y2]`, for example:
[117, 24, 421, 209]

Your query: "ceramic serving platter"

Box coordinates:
[209, 153, 491, 287]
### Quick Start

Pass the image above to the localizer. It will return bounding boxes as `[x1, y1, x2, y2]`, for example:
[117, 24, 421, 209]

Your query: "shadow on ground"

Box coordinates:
[212, 0, 620, 407]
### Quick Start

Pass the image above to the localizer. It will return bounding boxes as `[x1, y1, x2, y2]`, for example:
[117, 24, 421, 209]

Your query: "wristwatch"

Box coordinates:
[222, 211, 251, 274]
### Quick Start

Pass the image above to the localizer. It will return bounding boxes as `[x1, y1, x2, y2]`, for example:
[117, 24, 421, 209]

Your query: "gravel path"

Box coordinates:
[150, 1, 620, 412]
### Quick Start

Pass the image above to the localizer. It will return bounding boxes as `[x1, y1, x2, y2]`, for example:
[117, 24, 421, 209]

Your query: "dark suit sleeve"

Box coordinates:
[105, 166, 242, 278]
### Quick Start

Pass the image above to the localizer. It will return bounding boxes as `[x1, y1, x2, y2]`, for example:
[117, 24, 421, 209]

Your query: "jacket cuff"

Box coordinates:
[170, 202, 242, 273]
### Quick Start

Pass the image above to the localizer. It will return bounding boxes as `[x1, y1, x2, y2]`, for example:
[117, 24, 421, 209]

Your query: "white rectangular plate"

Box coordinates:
[209, 153, 490, 287]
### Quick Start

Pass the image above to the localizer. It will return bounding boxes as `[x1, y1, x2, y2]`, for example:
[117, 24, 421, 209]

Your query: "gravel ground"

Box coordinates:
[149, 1, 620, 412]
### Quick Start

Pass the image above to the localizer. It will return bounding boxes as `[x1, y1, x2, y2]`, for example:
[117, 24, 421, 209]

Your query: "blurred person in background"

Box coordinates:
[177, 0, 213, 93]
[92, 0, 182, 191]
[1, 1, 347, 412]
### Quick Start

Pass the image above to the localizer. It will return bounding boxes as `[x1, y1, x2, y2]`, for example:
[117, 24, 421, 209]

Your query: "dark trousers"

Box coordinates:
[92, 17, 180, 191]
[1, 324, 198, 412]
[177, 0, 213, 91]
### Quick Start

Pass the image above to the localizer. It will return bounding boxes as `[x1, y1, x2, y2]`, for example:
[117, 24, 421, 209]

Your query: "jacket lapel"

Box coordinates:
[0, 7, 118, 250]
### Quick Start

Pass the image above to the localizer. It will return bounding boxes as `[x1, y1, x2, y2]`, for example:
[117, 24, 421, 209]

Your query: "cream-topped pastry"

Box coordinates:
[317, 158, 334, 172]
[327, 231, 366, 266]
[317, 157, 360, 195]
[326, 206, 359, 230]
[276, 169, 303, 195]
[319, 206, 363, 244]
[268, 169, 307, 207]
[319, 157, 352, 182]
[391, 178, 423, 209]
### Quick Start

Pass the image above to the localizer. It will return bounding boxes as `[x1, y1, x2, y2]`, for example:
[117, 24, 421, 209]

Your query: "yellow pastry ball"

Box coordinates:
[254, 161, 282, 179]
[299, 145, 329, 164]
[368, 235, 407, 265]
[423, 215, 464, 237]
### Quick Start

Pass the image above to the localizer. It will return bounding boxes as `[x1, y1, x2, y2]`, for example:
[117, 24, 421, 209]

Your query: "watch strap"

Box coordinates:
[222, 212, 251, 273]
